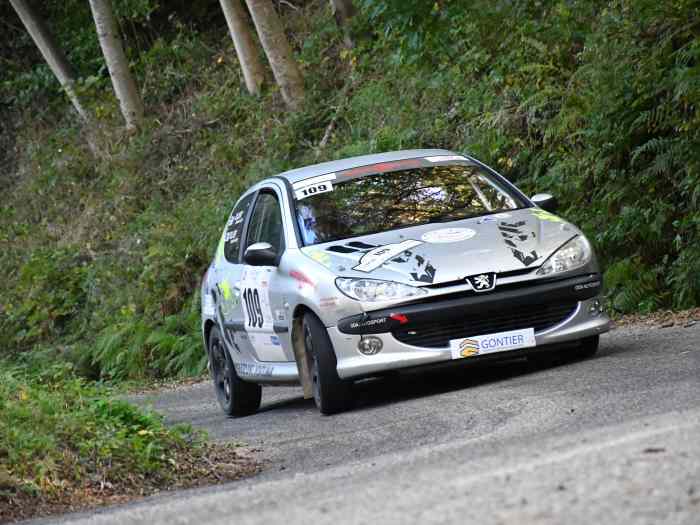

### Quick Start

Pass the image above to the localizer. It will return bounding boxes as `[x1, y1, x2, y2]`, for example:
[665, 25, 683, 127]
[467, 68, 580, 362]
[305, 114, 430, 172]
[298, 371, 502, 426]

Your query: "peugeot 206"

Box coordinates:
[201, 149, 611, 415]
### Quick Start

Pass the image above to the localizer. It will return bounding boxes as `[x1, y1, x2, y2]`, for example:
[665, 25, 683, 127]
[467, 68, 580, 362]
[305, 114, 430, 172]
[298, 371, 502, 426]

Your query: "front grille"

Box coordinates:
[404, 277, 567, 308]
[392, 301, 578, 348]
[427, 268, 534, 289]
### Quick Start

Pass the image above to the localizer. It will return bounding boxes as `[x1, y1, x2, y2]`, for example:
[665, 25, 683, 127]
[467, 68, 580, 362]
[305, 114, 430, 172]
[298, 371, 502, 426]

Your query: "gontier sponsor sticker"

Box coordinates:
[450, 328, 535, 359]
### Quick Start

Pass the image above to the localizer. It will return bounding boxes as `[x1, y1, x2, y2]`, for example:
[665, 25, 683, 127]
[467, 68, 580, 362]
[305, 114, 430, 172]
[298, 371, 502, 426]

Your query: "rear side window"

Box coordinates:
[224, 193, 255, 263]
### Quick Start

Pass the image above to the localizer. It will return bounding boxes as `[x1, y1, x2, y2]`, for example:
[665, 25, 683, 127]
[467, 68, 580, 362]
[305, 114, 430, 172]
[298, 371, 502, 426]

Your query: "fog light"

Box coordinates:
[358, 336, 383, 355]
[589, 299, 601, 316]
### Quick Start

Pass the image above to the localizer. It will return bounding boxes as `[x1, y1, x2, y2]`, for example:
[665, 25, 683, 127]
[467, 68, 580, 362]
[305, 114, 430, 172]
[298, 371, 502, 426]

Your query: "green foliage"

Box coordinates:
[1, 0, 699, 385]
[604, 258, 664, 313]
[0, 363, 202, 498]
[358, 0, 446, 62]
[1, 248, 88, 348]
[359, 0, 700, 313]
[75, 302, 205, 381]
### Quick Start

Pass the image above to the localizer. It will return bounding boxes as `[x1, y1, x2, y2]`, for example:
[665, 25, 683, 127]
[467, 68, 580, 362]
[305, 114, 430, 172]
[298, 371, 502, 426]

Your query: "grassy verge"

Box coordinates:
[0, 363, 257, 524]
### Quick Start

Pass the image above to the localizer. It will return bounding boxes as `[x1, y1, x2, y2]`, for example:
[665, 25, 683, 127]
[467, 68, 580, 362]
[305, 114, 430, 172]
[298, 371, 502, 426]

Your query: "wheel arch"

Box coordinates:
[290, 303, 318, 400]
[292, 303, 316, 323]
[203, 318, 217, 353]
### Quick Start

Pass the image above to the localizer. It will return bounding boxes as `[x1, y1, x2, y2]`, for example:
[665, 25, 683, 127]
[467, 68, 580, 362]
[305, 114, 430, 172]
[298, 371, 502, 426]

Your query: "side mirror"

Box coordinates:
[243, 242, 278, 266]
[531, 193, 558, 213]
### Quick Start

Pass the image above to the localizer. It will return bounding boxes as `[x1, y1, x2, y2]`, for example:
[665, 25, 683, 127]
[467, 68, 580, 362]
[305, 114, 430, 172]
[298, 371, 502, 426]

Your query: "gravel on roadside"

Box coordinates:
[614, 307, 700, 329]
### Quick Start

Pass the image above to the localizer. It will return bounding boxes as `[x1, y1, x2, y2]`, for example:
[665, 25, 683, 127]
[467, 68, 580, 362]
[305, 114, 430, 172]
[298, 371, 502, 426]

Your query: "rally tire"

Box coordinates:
[303, 313, 353, 415]
[209, 326, 261, 417]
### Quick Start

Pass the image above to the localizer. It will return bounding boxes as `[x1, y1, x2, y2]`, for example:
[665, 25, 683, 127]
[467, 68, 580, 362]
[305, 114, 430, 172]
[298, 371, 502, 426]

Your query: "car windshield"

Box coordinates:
[295, 162, 528, 246]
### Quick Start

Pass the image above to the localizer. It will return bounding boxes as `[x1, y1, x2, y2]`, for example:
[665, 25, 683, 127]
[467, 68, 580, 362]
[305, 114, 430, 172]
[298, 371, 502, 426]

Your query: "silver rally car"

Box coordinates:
[201, 149, 611, 415]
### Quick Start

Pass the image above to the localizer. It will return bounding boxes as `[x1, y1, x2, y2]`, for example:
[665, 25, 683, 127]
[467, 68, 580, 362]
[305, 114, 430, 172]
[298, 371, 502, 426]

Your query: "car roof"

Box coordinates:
[274, 148, 462, 185]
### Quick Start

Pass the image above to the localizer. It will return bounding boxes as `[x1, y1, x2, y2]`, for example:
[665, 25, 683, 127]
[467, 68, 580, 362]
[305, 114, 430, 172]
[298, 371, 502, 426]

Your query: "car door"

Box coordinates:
[213, 192, 255, 354]
[235, 187, 290, 362]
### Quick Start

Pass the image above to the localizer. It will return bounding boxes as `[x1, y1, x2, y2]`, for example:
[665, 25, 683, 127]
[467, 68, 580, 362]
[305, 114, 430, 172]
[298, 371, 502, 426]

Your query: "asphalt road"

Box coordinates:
[41, 323, 700, 525]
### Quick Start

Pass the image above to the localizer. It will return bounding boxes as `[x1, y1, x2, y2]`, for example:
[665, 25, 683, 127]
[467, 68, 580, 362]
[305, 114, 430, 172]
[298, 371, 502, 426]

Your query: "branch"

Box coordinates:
[277, 0, 299, 10]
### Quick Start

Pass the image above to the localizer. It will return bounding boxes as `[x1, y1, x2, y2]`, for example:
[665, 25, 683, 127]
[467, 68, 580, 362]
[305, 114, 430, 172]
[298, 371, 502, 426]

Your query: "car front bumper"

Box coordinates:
[330, 273, 612, 380]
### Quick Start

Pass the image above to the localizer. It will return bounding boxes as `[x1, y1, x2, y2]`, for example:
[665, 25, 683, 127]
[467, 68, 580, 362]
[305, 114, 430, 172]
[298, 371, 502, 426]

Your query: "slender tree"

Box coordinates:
[245, 0, 304, 110]
[9, 0, 91, 121]
[88, 0, 144, 130]
[219, 0, 266, 95]
[330, 0, 356, 47]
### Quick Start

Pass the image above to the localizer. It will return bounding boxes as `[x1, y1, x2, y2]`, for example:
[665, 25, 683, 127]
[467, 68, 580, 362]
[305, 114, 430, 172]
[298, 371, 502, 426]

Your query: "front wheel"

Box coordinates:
[209, 326, 261, 417]
[303, 313, 353, 415]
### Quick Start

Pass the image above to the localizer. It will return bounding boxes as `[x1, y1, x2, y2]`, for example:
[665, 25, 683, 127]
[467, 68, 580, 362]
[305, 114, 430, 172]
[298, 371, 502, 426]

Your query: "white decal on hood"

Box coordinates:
[353, 240, 423, 273]
[421, 228, 476, 243]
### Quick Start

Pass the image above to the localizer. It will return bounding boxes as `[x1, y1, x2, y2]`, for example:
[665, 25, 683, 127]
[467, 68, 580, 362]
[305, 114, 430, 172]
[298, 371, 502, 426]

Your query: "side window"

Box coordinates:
[224, 193, 255, 263]
[244, 192, 285, 254]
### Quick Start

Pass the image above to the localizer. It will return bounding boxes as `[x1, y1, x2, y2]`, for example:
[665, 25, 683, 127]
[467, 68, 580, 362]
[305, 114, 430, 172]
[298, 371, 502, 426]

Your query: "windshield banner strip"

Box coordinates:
[295, 180, 334, 200]
[292, 173, 337, 190]
[338, 159, 427, 178]
[424, 155, 468, 163]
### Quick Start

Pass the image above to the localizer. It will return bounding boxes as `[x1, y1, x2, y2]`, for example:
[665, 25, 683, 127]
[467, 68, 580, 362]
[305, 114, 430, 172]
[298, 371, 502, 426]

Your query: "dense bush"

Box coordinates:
[0, 248, 88, 348]
[0, 0, 698, 380]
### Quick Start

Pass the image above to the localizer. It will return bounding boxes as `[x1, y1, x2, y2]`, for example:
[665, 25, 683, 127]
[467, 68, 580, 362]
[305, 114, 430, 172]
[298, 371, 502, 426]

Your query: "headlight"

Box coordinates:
[335, 278, 428, 302]
[537, 235, 592, 276]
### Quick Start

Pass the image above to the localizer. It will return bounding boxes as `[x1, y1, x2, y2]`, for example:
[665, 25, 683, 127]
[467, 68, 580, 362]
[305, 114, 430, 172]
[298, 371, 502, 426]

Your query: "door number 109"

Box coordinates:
[242, 288, 264, 328]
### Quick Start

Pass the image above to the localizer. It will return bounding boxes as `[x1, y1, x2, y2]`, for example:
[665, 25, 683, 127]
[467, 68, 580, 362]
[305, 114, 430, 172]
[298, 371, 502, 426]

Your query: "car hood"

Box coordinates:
[300, 208, 580, 286]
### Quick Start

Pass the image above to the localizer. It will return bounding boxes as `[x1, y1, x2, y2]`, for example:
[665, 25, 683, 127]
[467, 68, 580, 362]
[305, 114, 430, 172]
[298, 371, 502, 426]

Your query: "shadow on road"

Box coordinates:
[258, 395, 314, 413]
[352, 356, 543, 412]
[259, 344, 609, 414]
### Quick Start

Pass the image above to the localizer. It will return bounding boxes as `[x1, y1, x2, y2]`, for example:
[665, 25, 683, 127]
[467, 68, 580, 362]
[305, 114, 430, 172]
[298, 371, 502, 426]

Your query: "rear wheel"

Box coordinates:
[209, 326, 261, 417]
[303, 313, 353, 415]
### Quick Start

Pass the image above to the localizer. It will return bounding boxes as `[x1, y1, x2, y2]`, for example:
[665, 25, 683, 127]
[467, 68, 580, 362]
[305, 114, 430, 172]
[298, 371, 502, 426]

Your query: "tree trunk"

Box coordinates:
[9, 0, 91, 121]
[88, 0, 144, 131]
[330, 0, 356, 47]
[219, 0, 265, 95]
[245, 0, 304, 110]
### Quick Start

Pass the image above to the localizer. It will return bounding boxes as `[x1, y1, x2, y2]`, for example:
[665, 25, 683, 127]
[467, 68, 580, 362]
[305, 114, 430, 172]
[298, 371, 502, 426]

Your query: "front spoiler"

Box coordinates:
[330, 296, 612, 380]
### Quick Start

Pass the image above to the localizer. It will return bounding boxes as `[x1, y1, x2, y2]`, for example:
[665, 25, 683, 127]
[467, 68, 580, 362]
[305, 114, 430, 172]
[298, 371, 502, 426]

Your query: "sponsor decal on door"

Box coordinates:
[240, 267, 286, 361]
